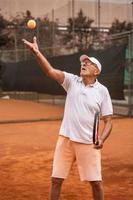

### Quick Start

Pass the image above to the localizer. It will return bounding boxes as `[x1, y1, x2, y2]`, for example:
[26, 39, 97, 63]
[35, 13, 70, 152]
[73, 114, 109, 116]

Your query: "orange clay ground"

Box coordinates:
[0, 99, 133, 200]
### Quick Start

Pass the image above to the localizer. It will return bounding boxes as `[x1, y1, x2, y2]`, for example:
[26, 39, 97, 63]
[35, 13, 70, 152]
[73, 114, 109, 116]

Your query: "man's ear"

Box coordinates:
[94, 69, 100, 76]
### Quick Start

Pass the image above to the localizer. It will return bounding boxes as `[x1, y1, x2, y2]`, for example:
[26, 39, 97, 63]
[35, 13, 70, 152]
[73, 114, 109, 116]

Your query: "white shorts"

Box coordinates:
[52, 136, 102, 181]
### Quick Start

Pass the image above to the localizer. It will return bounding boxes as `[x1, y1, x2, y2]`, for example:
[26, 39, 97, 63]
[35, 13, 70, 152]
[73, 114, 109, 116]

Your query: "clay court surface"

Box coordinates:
[0, 99, 133, 200]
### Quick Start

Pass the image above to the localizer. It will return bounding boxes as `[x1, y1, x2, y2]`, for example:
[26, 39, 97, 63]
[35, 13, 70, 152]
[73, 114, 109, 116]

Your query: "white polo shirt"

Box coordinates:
[59, 72, 113, 144]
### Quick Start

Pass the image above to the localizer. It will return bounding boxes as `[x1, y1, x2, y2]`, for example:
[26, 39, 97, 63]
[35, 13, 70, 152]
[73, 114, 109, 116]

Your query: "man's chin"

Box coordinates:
[80, 72, 86, 77]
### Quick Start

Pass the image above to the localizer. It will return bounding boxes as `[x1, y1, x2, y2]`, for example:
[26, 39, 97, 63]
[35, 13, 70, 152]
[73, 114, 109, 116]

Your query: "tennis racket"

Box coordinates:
[93, 112, 100, 145]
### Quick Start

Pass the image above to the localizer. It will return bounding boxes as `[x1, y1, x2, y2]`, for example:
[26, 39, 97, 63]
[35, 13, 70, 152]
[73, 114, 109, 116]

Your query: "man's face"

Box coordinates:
[80, 58, 99, 77]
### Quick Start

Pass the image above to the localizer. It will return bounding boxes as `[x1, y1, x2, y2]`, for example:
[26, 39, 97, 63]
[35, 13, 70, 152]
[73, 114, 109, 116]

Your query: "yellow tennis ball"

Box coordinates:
[27, 19, 36, 29]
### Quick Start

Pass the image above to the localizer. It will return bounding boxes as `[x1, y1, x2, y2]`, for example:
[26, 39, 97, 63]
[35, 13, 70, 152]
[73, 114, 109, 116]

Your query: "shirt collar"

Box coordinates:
[78, 77, 99, 87]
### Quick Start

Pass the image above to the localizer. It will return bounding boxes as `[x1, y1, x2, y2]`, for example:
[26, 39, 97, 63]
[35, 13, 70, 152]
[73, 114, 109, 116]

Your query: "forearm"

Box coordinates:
[33, 49, 53, 76]
[22, 37, 64, 83]
[100, 117, 112, 143]
[34, 50, 65, 84]
[23, 37, 53, 76]
[94, 116, 112, 149]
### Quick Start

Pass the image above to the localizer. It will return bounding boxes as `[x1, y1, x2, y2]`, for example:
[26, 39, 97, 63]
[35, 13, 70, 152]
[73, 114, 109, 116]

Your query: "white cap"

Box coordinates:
[80, 54, 102, 72]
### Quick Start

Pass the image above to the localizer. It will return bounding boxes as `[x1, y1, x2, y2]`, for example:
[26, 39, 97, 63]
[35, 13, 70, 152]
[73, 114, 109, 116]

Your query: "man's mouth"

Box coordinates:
[81, 67, 86, 71]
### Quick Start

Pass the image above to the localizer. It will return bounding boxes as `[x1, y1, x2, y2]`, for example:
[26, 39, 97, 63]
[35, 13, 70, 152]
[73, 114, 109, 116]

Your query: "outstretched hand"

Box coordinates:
[22, 36, 39, 54]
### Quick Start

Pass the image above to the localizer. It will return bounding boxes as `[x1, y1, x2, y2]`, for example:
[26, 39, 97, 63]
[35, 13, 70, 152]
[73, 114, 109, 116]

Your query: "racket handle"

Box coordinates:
[95, 140, 99, 145]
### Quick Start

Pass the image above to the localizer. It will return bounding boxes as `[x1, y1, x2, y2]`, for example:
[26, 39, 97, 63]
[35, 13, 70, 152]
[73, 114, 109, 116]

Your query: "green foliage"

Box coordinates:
[35, 16, 59, 49]
[0, 15, 8, 30]
[1, 8, 133, 60]
[107, 19, 132, 48]
[10, 10, 35, 28]
[109, 19, 132, 34]
[2, 10, 59, 57]
[63, 9, 94, 51]
[68, 9, 93, 33]
[0, 14, 10, 46]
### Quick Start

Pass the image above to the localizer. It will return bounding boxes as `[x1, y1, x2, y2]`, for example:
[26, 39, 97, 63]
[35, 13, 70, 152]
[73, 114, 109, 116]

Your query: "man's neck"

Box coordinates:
[82, 76, 96, 86]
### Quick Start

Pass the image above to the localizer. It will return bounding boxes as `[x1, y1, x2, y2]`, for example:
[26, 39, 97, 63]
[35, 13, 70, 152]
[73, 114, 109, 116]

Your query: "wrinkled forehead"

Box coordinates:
[81, 58, 91, 63]
[81, 58, 95, 65]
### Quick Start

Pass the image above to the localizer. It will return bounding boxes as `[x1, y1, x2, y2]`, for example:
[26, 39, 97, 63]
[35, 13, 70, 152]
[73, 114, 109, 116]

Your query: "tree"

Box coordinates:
[63, 9, 94, 51]
[106, 19, 132, 48]
[0, 14, 10, 47]
[35, 16, 59, 54]
[109, 19, 132, 34]
[10, 10, 34, 49]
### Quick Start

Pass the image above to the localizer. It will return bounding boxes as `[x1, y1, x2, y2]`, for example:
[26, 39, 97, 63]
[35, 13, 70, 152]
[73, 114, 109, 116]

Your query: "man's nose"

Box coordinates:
[81, 62, 86, 67]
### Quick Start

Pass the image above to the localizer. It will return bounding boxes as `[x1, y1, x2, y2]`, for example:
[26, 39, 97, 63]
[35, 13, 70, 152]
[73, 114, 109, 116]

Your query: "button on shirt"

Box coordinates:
[59, 72, 113, 144]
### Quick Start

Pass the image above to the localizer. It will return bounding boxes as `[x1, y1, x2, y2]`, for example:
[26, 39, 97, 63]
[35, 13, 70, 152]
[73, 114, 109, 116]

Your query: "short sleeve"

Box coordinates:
[61, 72, 76, 92]
[101, 88, 113, 116]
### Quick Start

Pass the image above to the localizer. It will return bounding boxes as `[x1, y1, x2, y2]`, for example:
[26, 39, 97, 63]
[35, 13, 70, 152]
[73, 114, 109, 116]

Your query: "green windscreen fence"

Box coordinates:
[1, 44, 126, 100]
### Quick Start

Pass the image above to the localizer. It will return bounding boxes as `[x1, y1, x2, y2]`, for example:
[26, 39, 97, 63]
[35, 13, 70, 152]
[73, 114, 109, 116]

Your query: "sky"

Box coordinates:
[0, 0, 132, 16]
[0, 0, 132, 26]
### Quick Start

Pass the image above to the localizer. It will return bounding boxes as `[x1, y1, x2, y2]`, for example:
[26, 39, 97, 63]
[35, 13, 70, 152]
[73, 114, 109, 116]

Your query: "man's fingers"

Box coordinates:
[22, 37, 37, 46]
[93, 143, 103, 149]
[94, 145, 101, 149]
[22, 38, 38, 51]
[22, 39, 29, 44]
[22, 39, 32, 47]
[33, 36, 37, 44]
[22, 38, 26, 43]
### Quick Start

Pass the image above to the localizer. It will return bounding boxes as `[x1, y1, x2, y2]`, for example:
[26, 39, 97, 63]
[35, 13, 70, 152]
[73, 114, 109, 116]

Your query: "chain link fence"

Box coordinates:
[0, 0, 133, 62]
[108, 31, 133, 116]
[0, 0, 133, 116]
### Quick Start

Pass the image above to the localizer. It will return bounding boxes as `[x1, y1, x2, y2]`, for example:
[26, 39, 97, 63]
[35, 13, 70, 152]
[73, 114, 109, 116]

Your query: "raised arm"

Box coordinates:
[22, 36, 65, 84]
